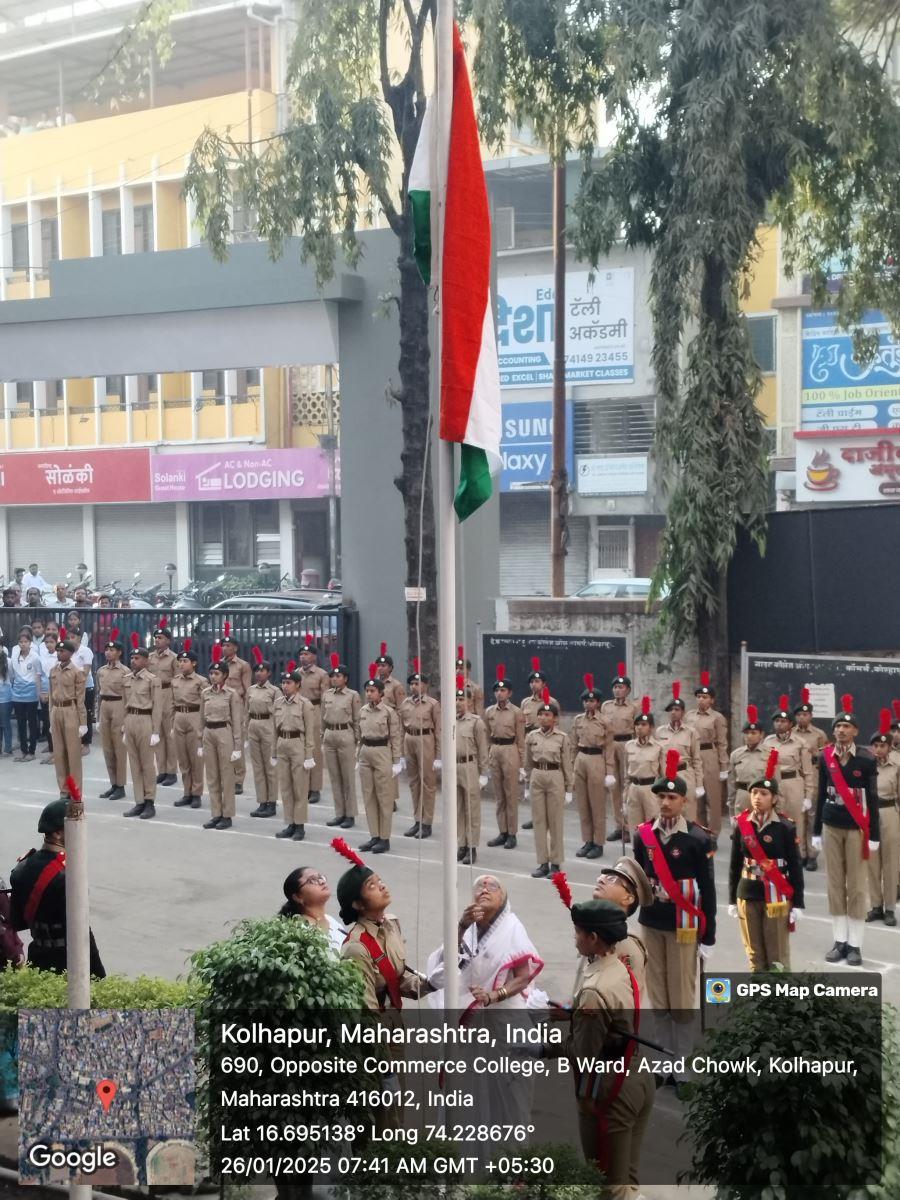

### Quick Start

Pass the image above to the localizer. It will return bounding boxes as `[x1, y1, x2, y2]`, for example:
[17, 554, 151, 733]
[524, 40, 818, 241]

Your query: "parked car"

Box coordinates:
[572, 577, 669, 599]
[187, 591, 344, 673]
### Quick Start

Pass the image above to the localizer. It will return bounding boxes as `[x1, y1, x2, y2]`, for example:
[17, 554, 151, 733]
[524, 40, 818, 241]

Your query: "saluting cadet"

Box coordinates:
[220, 631, 251, 795]
[525, 689, 574, 879]
[484, 664, 525, 850]
[655, 682, 704, 825]
[456, 647, 484, 715]
[812, 695, 880, 967]
[793, 689, 828, 870]
[122, 642, 163, 819]
[866, 710, 900, 928]
[624, 697, 665, 832]
[148, 622, 178, 786]
[171, 645, 204, 810]
[322, 655, 361, 830]
[96, 629, 130, 802]
[727, 706, 774, 817]
[399, 662, 441, 840]
[685, 671, 729, 840]
[358, 668, 403, 854]
[728, 750, 804, 972]
[298, 635, 330, 804]
[455, 676, 490, 865]
[763, 696, 815, 831]
[273, 664, 316, 841]
[569, 673, 615, 859]
[601, 663, 638, 845]
[198, 654, 243, 831]
[247, 649, 280, 818]
[520, 658, 559, 833]
[49, 640, 87, 801]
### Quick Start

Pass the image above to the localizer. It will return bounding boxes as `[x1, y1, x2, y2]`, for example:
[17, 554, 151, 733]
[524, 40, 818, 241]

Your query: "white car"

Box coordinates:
[572, 577, 669, 599]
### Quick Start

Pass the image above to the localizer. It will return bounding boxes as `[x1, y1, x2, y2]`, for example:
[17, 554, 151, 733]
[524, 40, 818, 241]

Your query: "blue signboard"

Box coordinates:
[500, 399, 574, 492]
[801, 309, 900, 430]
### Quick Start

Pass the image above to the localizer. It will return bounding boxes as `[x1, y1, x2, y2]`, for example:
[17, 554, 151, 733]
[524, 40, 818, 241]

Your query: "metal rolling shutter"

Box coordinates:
[499, 494, 589, 596]
[95, 503, 177, 592]
[8, 506, 83, 583]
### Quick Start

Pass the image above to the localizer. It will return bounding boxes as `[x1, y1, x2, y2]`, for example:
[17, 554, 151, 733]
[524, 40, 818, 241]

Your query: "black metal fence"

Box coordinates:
[0, 605, 360, 688]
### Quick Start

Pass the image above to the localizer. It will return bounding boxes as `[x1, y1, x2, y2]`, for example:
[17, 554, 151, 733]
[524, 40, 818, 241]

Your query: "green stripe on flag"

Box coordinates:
[409, 190, 431, 285]
[454, 444, 492, 521]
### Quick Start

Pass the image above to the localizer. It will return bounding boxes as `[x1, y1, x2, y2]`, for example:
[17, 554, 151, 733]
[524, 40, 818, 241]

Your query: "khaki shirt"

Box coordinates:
[200, 685, 242, 751]
[322, 687, 361, 740]
[97, 661, 132, 702]
[171, 672, 204, 710]
[601, 698, 639, 740]
[381, 675, 406, 710]
[224, 655, 252, 701]
[299, 664, 330, 706]
[483, 701, 525, 760]
[342, 916, 424, 1011]
[247, 681, 279, 718]
[875, 757, 900, 803]
[398, 693, 442, 756]
[359, 700, 402, 759]
[794, 723, 828, 768]
[49, 661, 87, 725]
[456, 712, 489, 771]
[123, 668, 162, 733]
[567, 952, 636, 1101]
[525, 727, 574, 788]
[728, 744, 774, 803]
[274, 693, 315, 757]
[685, 706, 729, 770]
[521, 693, 559, 731]
[570, 711, 613, 771]
[148, 648, 177, 690]
[763, 732, 815, 801]
[625, 736, 665, 784]
[573, 933, 648, 1006]
[655, 722, 703, 791]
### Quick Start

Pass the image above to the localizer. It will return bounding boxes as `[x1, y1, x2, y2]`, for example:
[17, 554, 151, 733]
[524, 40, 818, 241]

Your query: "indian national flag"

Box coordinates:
[408, 24, 501, 521]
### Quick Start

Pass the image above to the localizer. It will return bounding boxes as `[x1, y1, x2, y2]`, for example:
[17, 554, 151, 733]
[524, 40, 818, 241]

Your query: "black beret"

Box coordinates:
[570, 899, 628, 944]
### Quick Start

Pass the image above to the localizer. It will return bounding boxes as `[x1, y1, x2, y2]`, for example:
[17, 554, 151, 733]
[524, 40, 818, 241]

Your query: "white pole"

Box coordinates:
[434, 0, 459, 1010]
[65, 792, 92, 1200]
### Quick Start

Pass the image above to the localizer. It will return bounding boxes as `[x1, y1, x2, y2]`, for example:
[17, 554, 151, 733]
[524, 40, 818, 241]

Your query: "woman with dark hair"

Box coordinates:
[280, 868, 346, 955]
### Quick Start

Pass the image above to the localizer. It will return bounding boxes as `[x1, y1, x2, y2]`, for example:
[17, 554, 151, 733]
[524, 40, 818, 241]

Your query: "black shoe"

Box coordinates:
[548, 863, 561, 875]
[234, 784, 243, 795]
[191, 796, 201, 809]
[487, 833, 507, 847]
[250, 804, 269, 817]
[155, 773, 165, 785]
[867, 907, 885, 923]
[825, 941, 848, 963]
[109, 786, 127, 801]
[123, 802, 146, 818]
[522, 820, 533, 831]
[504, 835, 517, 850]
[340, 817, 355, 829]
[405, 823, 422, 838]
[420, 825, 432, 838]
[531, 863, 549, 878]
[292, 825, 305, 841]
[806, 858, 818, 872]
[586, 843, 603, 859]
[275, 824, 296, 839]
[800, 857, 808, 870]
[457, 846, 468, 861]
[174, 795, 194, 808]
[327, 816, 344, 827]
[607, 829, 624, 843]
[460, 847, 477, 865]
[846, 945, 863, 967]
[264, 803, 277, 816]
[308, 790, 321, 804]
[99, 786, 117, 799]
[575, 842, 592, 858]
[203, 817, 220, 829]
[139, 802, 156, 820]
[886, 910, 897, 927]
[372, 839, 390, 854]
[359, 838, 378, 852]
[217, 818, 233, 830]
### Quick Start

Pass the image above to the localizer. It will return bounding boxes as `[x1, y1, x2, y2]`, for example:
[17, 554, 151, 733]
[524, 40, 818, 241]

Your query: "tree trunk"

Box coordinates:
[696, 568, 731, 717]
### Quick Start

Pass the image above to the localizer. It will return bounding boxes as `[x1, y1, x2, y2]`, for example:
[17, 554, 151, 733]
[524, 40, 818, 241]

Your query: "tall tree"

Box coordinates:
[183, 0, 437, 663]
[568, 0, 900, 680]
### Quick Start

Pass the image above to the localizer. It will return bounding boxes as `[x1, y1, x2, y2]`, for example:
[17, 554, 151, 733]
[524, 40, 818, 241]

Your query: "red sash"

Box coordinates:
[358, 930, 403, 1011]
[823, 745, 870, 859]
[23, 853, 66, 927]
[736, 812, 794, 908]
[637, 822, 707, 942]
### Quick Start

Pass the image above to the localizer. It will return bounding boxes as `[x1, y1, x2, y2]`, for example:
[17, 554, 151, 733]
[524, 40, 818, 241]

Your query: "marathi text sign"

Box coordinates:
[151, 447, 339, 502]
[795, 430, 900, 502]
[0, 448, 152, 505]
[801, 309, 900, 431]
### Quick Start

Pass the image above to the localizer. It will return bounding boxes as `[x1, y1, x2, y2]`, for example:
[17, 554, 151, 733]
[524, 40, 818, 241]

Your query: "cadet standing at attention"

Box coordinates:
[655, 683, 704, 826]
[685, 671, 729, 841]
[122, 640, 162, 819]
[600, 663, 639, 846]
[358, 668, 402, 854]
[456, 647, 484, 715]
[727, 706, 774, 817]
[520, 659, 559, 833]
[247, 647, 279, 819]
[148, 622, 178, 786]
[198, 653, 243, 831]
[526, 689, 574, 879]
[793, 689, 828, 871]
[96, 628, 130, 802]
[455, 675, 489, 865]
[483, 664, 525, 850]
[171, 644, 204, 810]
[49, 639, 87, 801]
[273, 663, 316, 841]
[570, 673, 615, 860]
[623, 697, 665, 832]
[763, 696, 815, 832]
[220, 630, 252, 795]
[399, 662, 441, 840]
[298, 635, 330, 804]
[322, 655, 360, 830]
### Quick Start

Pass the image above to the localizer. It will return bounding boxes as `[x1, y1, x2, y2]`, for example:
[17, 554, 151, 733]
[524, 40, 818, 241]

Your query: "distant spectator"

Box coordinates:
[10, 630, 40, 761]
[38, 632, 58, 763]
[2, 588, 17, 609]
[13, 569, 25, 591]
[53, 583, 73, 608]
[73, 586, 89, 606]
[24, 588, 43, 608]
[0, 646, 12, 756]
[21, 564, 51, 593]
[65, 610, 83, 639]
[97, 594, 112, 609]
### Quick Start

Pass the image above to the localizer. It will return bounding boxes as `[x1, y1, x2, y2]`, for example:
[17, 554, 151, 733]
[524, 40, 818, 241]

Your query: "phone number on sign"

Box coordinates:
[565, 350, 630, 365]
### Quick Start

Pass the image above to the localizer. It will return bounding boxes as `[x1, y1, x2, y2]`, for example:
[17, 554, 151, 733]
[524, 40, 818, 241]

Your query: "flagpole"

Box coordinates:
[433, 0, 460, 1012]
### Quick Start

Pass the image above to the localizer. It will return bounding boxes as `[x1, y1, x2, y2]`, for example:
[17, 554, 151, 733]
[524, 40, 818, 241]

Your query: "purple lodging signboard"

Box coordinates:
[150, 447, 340, 502]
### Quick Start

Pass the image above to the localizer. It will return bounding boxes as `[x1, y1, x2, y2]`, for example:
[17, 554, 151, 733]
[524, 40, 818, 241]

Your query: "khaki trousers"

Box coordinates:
[609, 741, 627, 829]
[626, 784, 658, 831]
[51, 705, 83, 796]
[277, 737, 309, 825]
[778, 777, 805, 826]
[125, 714, 156, 803]
[232, 697, 247, 786]
[406, 731, 437, 825]
[641, 925, 698, 1018]
[868, 806, 899, 911]
[204, 725, 235, 820]
[531, 767, 565, 865]
[324, 730, 357, 818]
[574, 751, 607, 845]
[823, 824, 869, 919]
[737, 898, 791, 971]
[173, 712, 204, 797]
[307, 704, 324, 792]
[360, 745, 393, 839]
[801, 806, 819, 862]
[697, 748, 723, 836]
[249, 720, 277, 806]
[99, 697, 127, 787]
[154, 687, 177, 775]
[576, 1073, 655, 1200]
[457, 761, 481, 848]
[490, 743, 520, 836]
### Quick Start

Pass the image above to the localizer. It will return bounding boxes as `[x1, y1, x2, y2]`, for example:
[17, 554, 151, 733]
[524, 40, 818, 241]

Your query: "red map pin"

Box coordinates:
[96, 1079, 117, 1113]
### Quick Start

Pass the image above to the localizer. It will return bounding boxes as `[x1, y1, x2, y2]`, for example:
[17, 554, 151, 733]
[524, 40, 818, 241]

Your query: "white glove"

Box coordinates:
[270, 757, 278, 767]
[696, 786, 706, 798]
[230, 750, 241, 762]
[869, 840, 880, 853]
[604, 774, 617, 787]
[524, 788, 529, 800]
[434, 758, 442, 772]
[398, 757, 407, 772]
[518, 767, 526, 783]
[802, 797, 812, 812]
[790, 909, 803, 923]
[719, 770, 729, 781]
[149, 733, 160, 747]
[197, 747, 204, 758]
[811, 836, 822, 851]
[303, 757, 316, 770]
[728, 904, 738, 918]
[78, 725, 88, 737]
[478, 774, 488, 788]
[391, 762, 402, 777]
[698, 944, 714, 961]
[81, 632, 90, 647]
[565, 791, 573, 805]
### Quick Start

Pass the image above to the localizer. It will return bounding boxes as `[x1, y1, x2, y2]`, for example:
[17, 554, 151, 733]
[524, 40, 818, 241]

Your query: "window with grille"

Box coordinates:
[102, 209, 122, 256]
[133, 204, 153, 253]
[573, 397, 655, 455]
[745, 314, 776, 373]
[11, 223, 29, 271]
[16, 381, 34, 408]
[45, 379, 63, 415]
[597, 527, 631, 571]
[105, 376, 125, 406]
[202, 370, 225, 396]
[40, 218, 59, 268]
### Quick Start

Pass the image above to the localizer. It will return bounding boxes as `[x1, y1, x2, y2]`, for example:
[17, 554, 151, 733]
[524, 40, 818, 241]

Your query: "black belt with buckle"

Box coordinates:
[491, 737, 516, 745]
[629, 775, 655, 785]
[781, 770, 798, 779]
[879, 798, 897, 809]
[309, 698, 322, 705]
[54, 700, 75, 707]
[578, 746, 605, 755]
[206, 721, 228, 729]
[613, 734, 630, 742]
[175, 705, 200, 713]
[249, 714, 271, 720]
[161, 681, 172, 689]
[700, 741, 713, 750]
[100, 695, 124, 702]
[361, 737, 389, 746]
[126, 707, 152, 715]
[534, 762, 559, 770]
[279, 730, 305, 739]
[407, 727, 435, 736]
[457, 754, 476, 763]
[325, 723, 351, 731]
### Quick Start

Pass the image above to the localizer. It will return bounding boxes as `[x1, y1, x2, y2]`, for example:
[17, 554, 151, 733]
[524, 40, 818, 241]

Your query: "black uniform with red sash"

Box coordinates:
[728, 813, 804, 911]
[9, 848, 105, 977]
[633, 820, 717, 946]
[814, 746, 879, 850]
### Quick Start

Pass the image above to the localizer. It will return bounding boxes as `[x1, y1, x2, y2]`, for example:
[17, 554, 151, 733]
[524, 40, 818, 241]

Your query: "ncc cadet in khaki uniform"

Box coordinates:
[49, 640, 88, 800]
[632, 750, 716, 1081]
[624, 697, 665, 832]
[247, 651, 279, 818]
[526, 691, 574, 878]
[455, 677, 490, 865]
[358, 672, 403, 854]
[399, 665, 441, 840]
[122, 644, 163, 819]
[763, 696, 815, 829]
[601, 663, 639, 845]
[728, 750, 804, 971]
[221, 635, 251, 794]
[375, 646, 405, 811]
[728, 706, 777, 818]
[685, 672, 729, 839]
[655, 682, 704, 825]
[891, 701, 900, 759]
[273, 667, 316, 841]
[322, 656, 361, 830]
[866, 711, 900, 928]
[813, 696, 880, 967]
[148, 624, 178, 786]
[793, 689, 828, 869]
[591, 857, 654, 996]
[96, 631, 130, 802]
[298, 637, 330, 804]
[456, 648, 484, 715]
[198, 658, 243, 830]
[171, 648, 204, 809]
[569, 674, 615, 860]
[483, 664, 525, 850]
[520, 659, 559, 832]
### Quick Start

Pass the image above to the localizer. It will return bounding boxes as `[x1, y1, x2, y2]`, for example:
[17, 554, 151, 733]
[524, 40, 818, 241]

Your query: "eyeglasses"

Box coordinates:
[299, 873, 327, 888]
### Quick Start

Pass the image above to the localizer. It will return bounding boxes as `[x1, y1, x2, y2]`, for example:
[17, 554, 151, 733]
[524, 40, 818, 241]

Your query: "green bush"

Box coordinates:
[0, 965, 192, 1011]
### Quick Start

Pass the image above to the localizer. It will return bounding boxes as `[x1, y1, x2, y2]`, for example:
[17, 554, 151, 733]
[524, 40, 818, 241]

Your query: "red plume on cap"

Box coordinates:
[331, 837, 366, 868]
[368, 662, 377, 680]
[304, 632, 314, 648]
[700, 669, 710, 688]
[779, 694, 789, 712]
[183, 638, 192, 653]
[893, 700, 900, 722]
[380, 642, 387, 657]
[223, 621, 231, 638]
[251, 645, 264, 665]
[641, 695, 651, 717]
[672, 681, 681, 701]
[880, 708, 892, 736]
[765, 748, 779, 780]
[551, 871, 572, 910]
[158, 616, 168, 630]
[542, 686, 550, 705]
[801, 686, 810, 706]
[617, 662, 626, 677]
[330, 652, 340, 670]
[110, 627, 120, 642]
[65, 776, 81, 805]
[130, 631, 140, 650]
[841, 693, 853, 713]
[746, 703, 758, 724]
[413, 657, 420, 673]
[496, 663, 505, 682]
[531, 656, 541, 672]
[457, 644, 464, 660]
[665, 748, 680, 781]
[584, 672, 594, 691]
[211, 642, 223, 664]
[456, 673, 465, 691]
[286, 659, 297, 673]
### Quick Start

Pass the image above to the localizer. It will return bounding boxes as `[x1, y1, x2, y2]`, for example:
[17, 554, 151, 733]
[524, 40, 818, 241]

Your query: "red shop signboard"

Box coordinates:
[0, 449, 152, 506]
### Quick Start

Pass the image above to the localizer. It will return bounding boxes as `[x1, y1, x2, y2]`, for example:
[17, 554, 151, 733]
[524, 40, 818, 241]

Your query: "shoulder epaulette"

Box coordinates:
[16, 847, 36, 863]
